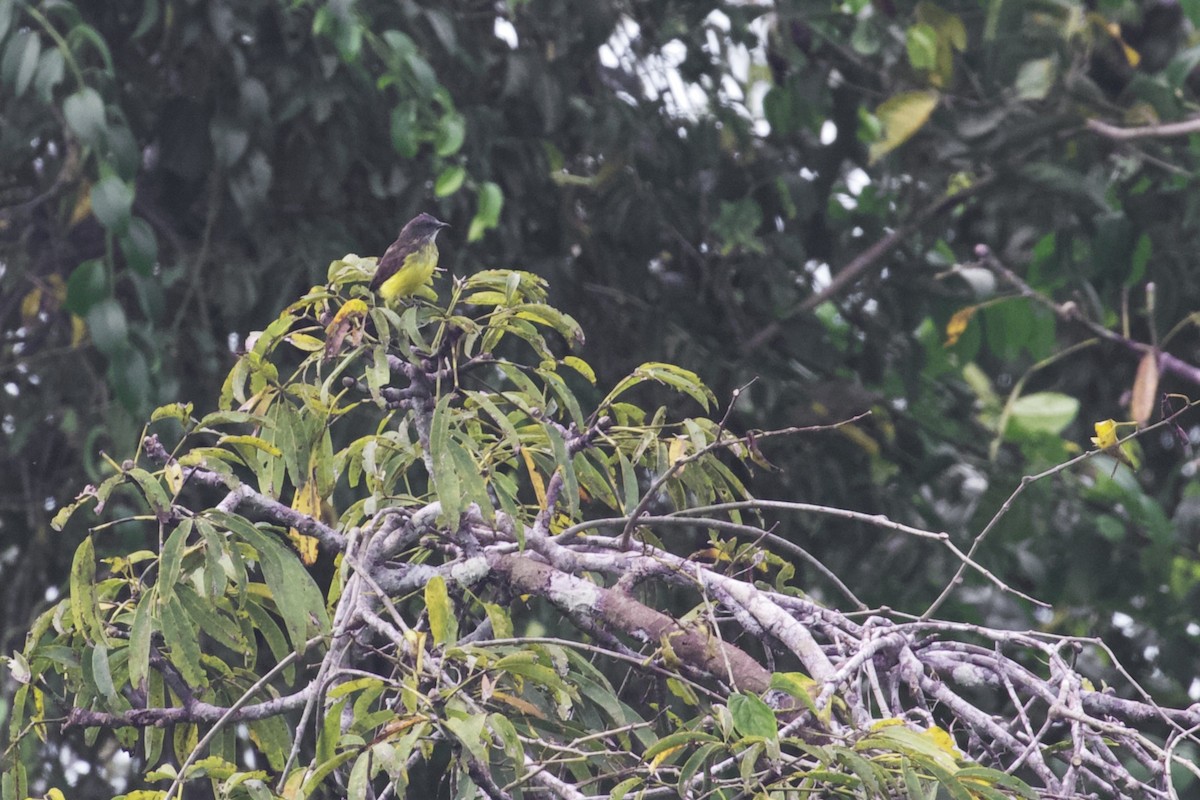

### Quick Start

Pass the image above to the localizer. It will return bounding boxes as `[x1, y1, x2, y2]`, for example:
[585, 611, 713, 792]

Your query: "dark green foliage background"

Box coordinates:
[4, 0, 1200, 790]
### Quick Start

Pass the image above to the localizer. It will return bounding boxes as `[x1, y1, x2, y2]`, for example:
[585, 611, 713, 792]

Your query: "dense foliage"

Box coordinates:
[4, 0, 1200, 795]
[9, 270, 1196, 799]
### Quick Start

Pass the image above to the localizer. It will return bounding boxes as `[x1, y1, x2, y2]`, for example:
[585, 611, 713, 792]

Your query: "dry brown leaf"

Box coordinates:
[1130, 351, 1159, 427]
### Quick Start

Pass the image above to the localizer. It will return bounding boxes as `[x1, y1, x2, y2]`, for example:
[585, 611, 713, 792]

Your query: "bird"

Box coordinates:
[369, 213, 450, 302]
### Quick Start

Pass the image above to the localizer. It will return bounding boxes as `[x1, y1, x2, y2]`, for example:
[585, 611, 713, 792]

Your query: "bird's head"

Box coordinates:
[402, 213, 451, 242]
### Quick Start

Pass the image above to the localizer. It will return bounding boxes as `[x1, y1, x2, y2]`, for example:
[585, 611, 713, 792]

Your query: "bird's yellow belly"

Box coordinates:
[379, 242, 438, 301]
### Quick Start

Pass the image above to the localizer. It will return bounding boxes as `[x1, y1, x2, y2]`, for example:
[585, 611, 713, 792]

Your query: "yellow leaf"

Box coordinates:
[869, 91, 939, 164]
[70, 315, 87, 347]
[944, 306, 977, 347]
[490, 690, 547, 719]
[425, 574, 458, 645]
[668, 436, 688, 470]
[1106, 22, 1141, 66]
[69, 182, 92, 227]
[870, 718, 905, 731]
[164, 461, 184, 495]
[921, 725, 961, 757]
[521, 448, 547, 510]
[288, 480, 320, 566]
[323, 298, 369, 361]
[20, 287, 42, 324]
[286, 333, 326, 352]
[218, 434, 283, 457]
[327, 298, 369, 329]
[649, 743, 685, 772]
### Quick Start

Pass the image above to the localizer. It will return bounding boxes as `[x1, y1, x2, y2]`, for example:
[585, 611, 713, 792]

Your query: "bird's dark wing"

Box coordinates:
[369, 237, 418, 291]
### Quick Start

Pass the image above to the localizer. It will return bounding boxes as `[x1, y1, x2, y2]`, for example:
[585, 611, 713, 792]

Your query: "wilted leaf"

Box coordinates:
[288, 479, 321, 566]
[1130, 351, 1159, 427]
[944, 306, 977, 347]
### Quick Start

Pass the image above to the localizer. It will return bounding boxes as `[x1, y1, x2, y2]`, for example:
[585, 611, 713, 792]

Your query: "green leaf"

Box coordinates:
[120, 216, 159, 276]
[91, 175, 135, 232]
[678, 742, 723, 796]
[151, 402, 194, 425]
[546, 424, 579, 517]
[982, 300, 1032, 361]
[609, 777, 642, 800]
[64, 87, 107, 146]
[1015, 57, 1056, 101]
[449, 433, 492, 523]
[603, 362, 717, 412]
[128, 592, 153, 688]
[643, 730, 720, 760]
[434, 164, 466, 197]
[85, 298, 128, 356]
[425, 574, 458, 645]
[347, 751, 370, 800]
[245, 597, 295, 684]
[217, 435, 283, 458]
[208, 511, 328, 654]
[390, 102, 419, 157]
[429, 394, 463, 522]
[0, 0, 13, 42]
[12, 28, 40, 97]
[1008, 392, 1079, 436]
[560, 355, 596, 384]
[905, 23, 938, 71]
[211, 117, 250, 168]
[728, 692, 778, 740]
[868, 91, 939, 163]
[512, 303, 585, 348]
[66, 22, 115, 74]
[442, 707, 488, 762]
[70, 536, 109, 644]
[144, 671, 166, 765]
[127, 467, 174, 522]
[176, 584, 246, 652]
[435, 111, 466, 156]
[157, 519, 192, 603]
[64, 259, 109, 315]
[468, 181, 503, 242]
[857, 724, 959, 772]
[161, 595, 205, 686]
[1126, 233, 1152, 287]
[132, 0, 160, 39]
[90, 644, 122, 710]
[248, 714, 291, 773]
[2, 761, 26, 800]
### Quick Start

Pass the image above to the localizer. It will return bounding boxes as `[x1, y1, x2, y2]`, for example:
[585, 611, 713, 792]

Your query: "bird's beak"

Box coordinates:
[437, 221, 451, 229]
